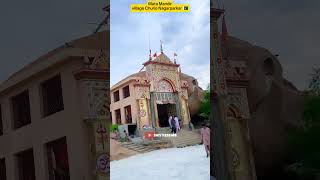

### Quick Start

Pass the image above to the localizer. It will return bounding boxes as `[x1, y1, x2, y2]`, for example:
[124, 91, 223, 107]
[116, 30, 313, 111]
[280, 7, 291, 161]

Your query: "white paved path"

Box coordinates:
[111, 145, 210, 180]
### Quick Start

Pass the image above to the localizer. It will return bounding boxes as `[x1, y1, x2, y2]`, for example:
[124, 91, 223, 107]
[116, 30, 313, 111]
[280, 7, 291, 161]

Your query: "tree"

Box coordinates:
[286, 67, 320, 179]
[199, 85, 210, 120]
[308, 67, 320, 96]
[286, 96, 320, 180]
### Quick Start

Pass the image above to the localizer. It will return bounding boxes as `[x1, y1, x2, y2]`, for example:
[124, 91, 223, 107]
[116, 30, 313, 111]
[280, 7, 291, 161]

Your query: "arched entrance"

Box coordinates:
[155, 79, 178, 127]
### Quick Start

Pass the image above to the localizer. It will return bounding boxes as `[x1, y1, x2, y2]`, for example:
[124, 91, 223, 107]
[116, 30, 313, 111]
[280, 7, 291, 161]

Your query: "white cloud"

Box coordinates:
[110, 0, 210, 89]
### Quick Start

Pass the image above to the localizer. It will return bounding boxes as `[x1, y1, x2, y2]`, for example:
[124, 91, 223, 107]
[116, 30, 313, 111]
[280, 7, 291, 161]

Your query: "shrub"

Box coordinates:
[286, 95, 320, 179]
[110, 124, 119, 133]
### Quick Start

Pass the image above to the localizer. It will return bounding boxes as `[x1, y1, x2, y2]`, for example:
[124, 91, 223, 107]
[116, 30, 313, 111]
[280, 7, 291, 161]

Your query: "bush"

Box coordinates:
[286, 95, 320, 179]
[110, 124, 119, 133]
[198, 85, 210, 119]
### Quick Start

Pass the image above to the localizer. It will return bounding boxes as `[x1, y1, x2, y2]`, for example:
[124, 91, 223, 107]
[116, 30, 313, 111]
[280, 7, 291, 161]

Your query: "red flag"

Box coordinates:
[153, 52, 157, 57]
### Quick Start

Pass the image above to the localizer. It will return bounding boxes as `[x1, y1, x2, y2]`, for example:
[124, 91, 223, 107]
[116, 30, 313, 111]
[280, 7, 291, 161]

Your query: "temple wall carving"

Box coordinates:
[146, 65, 181, 92]
[86, 80, 109, 119]
[135, 86, 150, 100]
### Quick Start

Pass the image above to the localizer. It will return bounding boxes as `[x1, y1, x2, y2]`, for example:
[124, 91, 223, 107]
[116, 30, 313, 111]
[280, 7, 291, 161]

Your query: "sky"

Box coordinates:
[110, 0, 210, 89]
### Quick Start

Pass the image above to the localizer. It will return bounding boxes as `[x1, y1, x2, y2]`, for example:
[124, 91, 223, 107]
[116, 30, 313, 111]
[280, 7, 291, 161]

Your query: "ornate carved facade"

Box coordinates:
[75, 46, 109, 180]
[211, 5, 257, 180]
[110, 50, 192, 130]
[224, 61, 256, 180]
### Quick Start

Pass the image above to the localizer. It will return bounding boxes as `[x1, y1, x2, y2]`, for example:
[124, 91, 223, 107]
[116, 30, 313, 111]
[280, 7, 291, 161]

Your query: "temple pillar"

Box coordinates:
[137, 98, 150, 129]
[174, 93, 182, 120]
[149, 92, 157, 128]
[154, 103, 160, 128]
[184, 98, 191, 125]
[225, 87, 257, 180]
[73, 49, 109, 180]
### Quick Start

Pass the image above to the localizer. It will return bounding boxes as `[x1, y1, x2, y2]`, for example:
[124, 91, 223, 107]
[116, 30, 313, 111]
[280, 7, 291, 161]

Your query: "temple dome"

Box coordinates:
[154, 52, 174, 64]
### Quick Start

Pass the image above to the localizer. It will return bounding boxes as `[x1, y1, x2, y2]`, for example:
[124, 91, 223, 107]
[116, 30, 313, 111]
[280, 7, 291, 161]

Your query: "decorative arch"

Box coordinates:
[227, 104, 241, 119]
[157, 78, 177, 92]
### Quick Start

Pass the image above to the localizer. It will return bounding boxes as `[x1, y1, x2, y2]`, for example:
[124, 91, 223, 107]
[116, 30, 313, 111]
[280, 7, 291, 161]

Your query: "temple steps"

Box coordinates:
[121, 129, 202, 153]
[121, 142, 156, 153]
[163, 129, 202, 148]
[156, 127, 172, 134]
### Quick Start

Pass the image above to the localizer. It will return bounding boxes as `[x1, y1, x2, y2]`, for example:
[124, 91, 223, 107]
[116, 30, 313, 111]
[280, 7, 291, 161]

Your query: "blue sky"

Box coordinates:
[110, 0, 210, 89]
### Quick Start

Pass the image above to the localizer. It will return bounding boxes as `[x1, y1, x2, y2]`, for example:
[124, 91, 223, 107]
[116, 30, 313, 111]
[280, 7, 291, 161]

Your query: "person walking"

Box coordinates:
[170, 117, 177, 134]
[174, 116, 180, 132]
[201, 123, 210, 157]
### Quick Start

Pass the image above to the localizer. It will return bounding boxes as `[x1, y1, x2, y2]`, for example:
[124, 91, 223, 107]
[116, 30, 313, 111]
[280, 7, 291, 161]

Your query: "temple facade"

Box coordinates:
[110, 48, 191, 131]
[211, 3, 257, 180]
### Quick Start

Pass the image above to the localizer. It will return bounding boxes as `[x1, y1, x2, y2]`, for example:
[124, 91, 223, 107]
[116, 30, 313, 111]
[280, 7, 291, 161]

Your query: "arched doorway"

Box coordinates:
[155, 79, 178, 127]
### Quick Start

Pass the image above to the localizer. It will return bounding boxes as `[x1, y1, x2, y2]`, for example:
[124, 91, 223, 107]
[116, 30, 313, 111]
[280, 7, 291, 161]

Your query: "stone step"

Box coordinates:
[173, 138, 201, 142]
[173, 138, 201, 143]
[174, 135, 201, 139]
[174, 139, 200, 142]
[175, 141, 201, 145]
[123, 145, 148, 150]
[173, 140, 202, 146]
[167, 129, 202, 148]
[125, 147, 153, 153]
[121, 142, 156, 153]
[173, 134, 201, 139]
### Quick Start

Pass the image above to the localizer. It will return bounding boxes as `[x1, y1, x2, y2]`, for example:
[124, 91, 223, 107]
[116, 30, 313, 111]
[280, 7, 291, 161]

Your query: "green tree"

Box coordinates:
[286, 96, 320, 179]
[110, 124, 119, 133]
[308, 67, 320, 96]
[286, 68, 320, 179]
[199, 85, 210, 119]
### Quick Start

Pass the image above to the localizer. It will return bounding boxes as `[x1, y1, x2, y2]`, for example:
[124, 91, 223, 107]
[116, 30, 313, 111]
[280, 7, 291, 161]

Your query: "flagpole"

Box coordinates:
[149, 33, 152, 61]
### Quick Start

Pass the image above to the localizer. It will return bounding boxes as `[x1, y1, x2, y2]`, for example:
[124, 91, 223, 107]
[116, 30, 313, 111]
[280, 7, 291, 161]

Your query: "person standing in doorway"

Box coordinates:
[174, 116, 180, 132]
[178, 119, 182, 129]
[201, 123, 210, 157]
[170, 117, 177, 134]
[168, 116, 173, 131]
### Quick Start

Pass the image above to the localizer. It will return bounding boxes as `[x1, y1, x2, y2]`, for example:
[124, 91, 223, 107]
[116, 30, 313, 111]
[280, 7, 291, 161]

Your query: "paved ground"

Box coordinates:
[111, 145, 210, 180]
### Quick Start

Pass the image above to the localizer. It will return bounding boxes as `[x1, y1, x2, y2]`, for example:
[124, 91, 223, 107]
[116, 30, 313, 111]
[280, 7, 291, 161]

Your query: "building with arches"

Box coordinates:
[110, 48, 192, 131]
